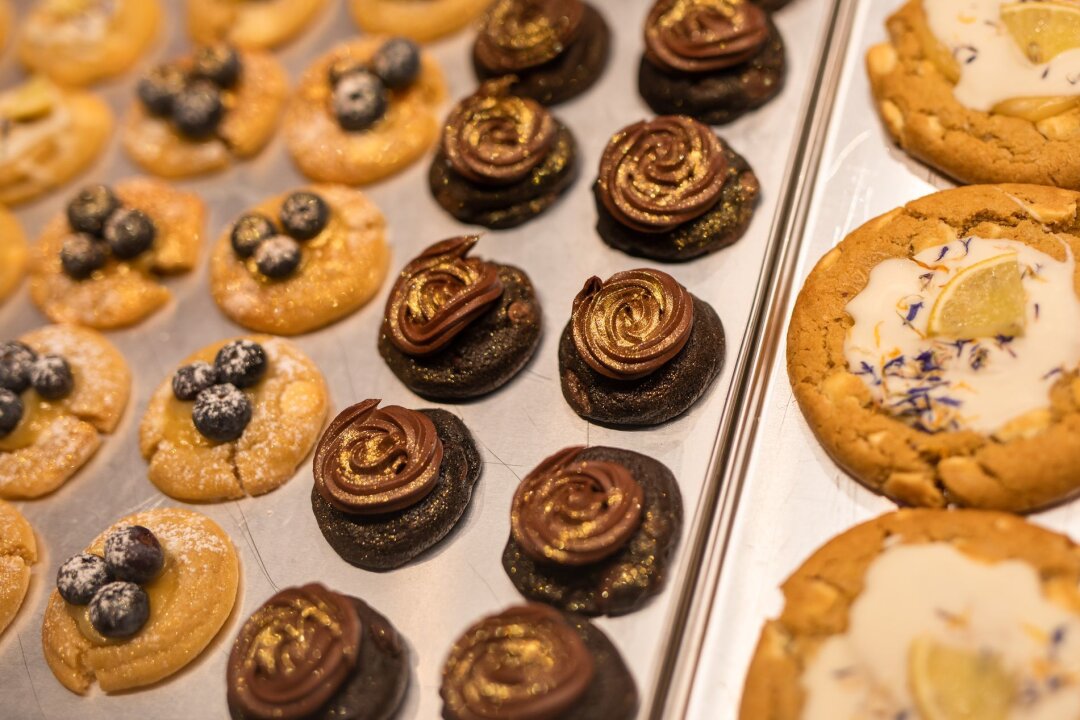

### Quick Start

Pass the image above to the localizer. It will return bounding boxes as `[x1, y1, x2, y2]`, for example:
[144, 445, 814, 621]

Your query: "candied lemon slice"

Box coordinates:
[927, 254, 1026, 339]
[908, 636, 1014, 720]
[1002, 1, 1080, 64]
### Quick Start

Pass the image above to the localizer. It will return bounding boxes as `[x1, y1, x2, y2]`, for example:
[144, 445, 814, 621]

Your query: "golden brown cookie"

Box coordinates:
[0, 207, 27, 303]
[0, 1, 12, 52]
[0, 500, 36, 637]
[139, 336, 329, 502]
[42, 507, 239, 694]
[349, 0, 492, 43]
[0, 325, 130, 500]
[29, 178, 205, 330]
[187, 0, 327, 49]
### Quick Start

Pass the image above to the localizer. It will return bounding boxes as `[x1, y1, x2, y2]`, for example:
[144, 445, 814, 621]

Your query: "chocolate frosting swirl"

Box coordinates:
[572, 268, 695, 380]
[441, 603, 595, 720]
[227, 583, 361, 720]
[443, 79, 558, 185]
[512, 446, 644, 566]
[314, 399, 444, 515]
[384, 236, 505, 357]
[644, 0, 769, 73]
[597, 116, 728, 233]
[475, 0, 585, 72]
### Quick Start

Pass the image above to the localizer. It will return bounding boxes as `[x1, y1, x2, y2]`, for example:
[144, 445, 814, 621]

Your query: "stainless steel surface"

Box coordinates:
[0, 1, 837, 718]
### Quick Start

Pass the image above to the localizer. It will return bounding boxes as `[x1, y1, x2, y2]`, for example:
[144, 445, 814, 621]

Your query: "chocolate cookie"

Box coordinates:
[753, 0, 793, 9]
[429, 79, 578, 229]
[638, 0, 786, 125]
[311, 400, 482, 571]
[559, 269, 725, 427]
[472, 0, 611, 106]
[227, 584, 407, 720]
[378, 236, 542, 400]
[594, 116, 759, 262]
[503, 446, 682, 616]
[441, 603, 637, 720]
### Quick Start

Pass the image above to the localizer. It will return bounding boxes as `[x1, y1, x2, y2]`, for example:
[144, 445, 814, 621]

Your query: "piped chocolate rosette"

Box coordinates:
[429, 79, 578, 228]
[594, 115, 759, 261]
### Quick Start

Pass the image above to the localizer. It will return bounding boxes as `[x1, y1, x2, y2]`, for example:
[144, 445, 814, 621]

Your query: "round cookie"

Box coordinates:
[503, 446, 682, 616]
[0, 208, 27, 303]
[350, 0, 493, 43]
[211, 185, 390, 335]
[740, 509, 1080, 719]
[788, 184, 1080, 512]
[378, 236, 542, 401]
[559, 268, 725, 427]
[285, 37, 446, 185]
[311, 400, 482, 571]
[227, 583, 408, 720]
[754, 0, 792, 9]
[187, 0, 327, 50]
[42, 507, 238, 694]
[140, 336, 329, 502]
[30, 178, 205, 330]
[0, 325, 131, 500]
[0, 501, 36, 637]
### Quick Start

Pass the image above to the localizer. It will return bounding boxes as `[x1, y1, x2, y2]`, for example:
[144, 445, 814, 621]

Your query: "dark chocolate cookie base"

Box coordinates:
[637, 19, 786, 125]
[473, 3, 610, 106]
[558, 295, 724, 427]
[754, 0, 793, 10]
[311, 409, 481, 571]
[379, 265, 542, 401]
[429, 124, 578, 229]
[593, 145, 760, 262]
[502, 446, 683, 616]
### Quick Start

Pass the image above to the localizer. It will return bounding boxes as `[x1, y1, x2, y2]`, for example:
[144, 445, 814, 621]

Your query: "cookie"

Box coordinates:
[0, 501, 36, 637]
[788, 184, 1080, 512]
[18, 0, 161, 86]
[227, 583, 408, 720]
[638, 0, 786, 125]
[753, 0, 792, 9]
[594, 116, 760, 262]
[559, 268, 725, 427]
[140, 336, 329, 502]
[378, 236, 542, 400]
[0, 325, 130, 500]
[187, 0, 327, 50]
[0, 208, 27, 303]
[0, 1, 11, 52]
[0, 77, 111, 206]
[429, 78, 578, 229]
[502, 446, 682, 616]
[741, 509, 1080, 719]
[440, 603, 638, 720]
[350, 0, 493, 43]
[211, 185, 390, 335]
[42, 507, 238, 694]
[30, 178, 205, 330]
[311, 400, 482, 571]
[285, 37, 446, 185]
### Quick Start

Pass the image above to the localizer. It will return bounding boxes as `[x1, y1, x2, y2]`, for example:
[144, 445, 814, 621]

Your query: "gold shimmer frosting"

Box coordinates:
[597, 116, 728, 233]
[384, 236, 505, 357]
[474, 0, 585, 72]
[644, 0, 769, 73]
[511, 446, 644, 566]
[314, 399, 444, 515]
[441, 603, 595, 720]
[227, 583, 361, 720]
[572, 268, 695, 380]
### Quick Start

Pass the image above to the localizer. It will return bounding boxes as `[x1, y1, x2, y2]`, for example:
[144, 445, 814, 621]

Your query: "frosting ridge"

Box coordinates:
[475, 0, 585, 72]
[645, 0, 769, 73]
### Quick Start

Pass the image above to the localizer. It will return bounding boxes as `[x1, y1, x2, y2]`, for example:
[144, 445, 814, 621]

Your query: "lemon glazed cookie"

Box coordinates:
[42, 507, 238, 694]
[187, 0, 327, 50]
[0, 207, 27, 304]
[0, 501, 37, 637]
[350, 0, 492, 43]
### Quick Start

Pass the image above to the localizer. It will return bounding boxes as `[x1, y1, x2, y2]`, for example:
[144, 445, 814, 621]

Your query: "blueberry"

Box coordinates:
[193, 383, 252, 442]
[56, 553, 112, 605]
[172, 80, 224, 139]
[104, 525, 164, 585]
[254, 236, 301, 279]
[230, 212, 276, 259]
[104, 208, 156, 260]
[331, 70, 387, 132]
[137, 64, 186, 117]
[191, 45, 241, 89]
[328, 57, 367, 87]
[60, 234, 107, 280]
[279, 191, 329, 241]
[372, 37, 421, 89]
[214, 339, 267, 388]
[89, 581, 150, 638]
[67, 185, 119, 237]
[172, 361, 218, 401]
[0, 341, 37, 393]
[0, 388, 23, 437]
[30, 355, 74, 400]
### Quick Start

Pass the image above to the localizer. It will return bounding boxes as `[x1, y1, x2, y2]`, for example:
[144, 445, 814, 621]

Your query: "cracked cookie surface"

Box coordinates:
[0, 500, 36, 637]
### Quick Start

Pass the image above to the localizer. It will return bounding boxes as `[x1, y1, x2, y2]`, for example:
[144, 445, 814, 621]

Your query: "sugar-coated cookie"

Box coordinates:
[0, 208, 27, 303]
[0, 501, 36, 637]
[350, 0, 492, 43]
[187, 0, 327, 50]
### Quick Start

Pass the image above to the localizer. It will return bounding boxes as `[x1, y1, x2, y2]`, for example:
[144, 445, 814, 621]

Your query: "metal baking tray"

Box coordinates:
[0, 0, 842, 717]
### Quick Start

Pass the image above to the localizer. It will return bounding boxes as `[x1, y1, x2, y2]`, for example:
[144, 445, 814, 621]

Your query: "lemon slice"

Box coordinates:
[1002, 1, 1080, 64]
[927, 253, 1026, 339]
[908, 636, 1014, 720]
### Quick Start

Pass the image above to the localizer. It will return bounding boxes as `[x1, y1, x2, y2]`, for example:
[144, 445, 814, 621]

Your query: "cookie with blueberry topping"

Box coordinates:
[187, 0, 327, 50]
[0, 500, 36, 638]
[350, 0, 492, 43]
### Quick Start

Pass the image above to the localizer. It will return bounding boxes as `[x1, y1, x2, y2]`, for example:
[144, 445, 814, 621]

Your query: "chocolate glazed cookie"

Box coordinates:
[227, 584, 408, 720]
[595, 115, 759, 261]
[638, 0, 786, 125]
[559, 269, 725, 426]
[311, 400, 481, 571]
[378, 236, 542, 400]
[503, 446, 682, 615]
[473, 0, 611, 106]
